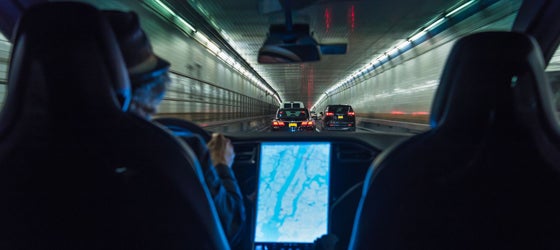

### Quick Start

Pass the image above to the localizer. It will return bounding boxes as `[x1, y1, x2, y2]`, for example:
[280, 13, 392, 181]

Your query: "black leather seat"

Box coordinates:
[0, 3, 229, 250]
[349, 32, 560, 250]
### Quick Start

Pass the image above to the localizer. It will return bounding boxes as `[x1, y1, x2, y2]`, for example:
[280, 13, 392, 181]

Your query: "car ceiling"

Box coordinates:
[1, 0, 463, 107]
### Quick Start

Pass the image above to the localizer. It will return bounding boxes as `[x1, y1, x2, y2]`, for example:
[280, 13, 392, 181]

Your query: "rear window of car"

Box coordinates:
[327, 106, 353, 113]
[277, 108, 309, 120]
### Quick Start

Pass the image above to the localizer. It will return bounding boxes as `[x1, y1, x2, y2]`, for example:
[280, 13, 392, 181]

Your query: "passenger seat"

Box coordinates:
[349, 32, 560, 250]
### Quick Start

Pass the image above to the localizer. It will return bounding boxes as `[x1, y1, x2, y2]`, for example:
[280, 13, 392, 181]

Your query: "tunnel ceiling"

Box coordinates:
[173, 0, 459, 108]
[60, 0, 461, 108]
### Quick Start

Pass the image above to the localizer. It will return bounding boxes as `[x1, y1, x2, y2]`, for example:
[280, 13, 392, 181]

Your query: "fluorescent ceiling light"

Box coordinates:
[387, 47, 399, 57]
[446, 0, 475, 17]
[176, 17, 196, 33]
[145, 0, 279, 102]
[409, 30, 427, 43]
[313, 0, 473, 110]
[424, 17, 445, 31]
[397, 41, 410, 50]
[206, 41, 220, 54]
[153, 0, 175, 16]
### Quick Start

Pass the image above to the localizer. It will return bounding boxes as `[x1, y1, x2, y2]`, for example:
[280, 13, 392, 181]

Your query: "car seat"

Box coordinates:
[349, 32, 560, 250]
[0, 2, 229, 250]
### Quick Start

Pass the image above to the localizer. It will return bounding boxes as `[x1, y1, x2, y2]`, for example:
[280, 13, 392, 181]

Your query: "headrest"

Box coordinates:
[103, 10, 170, 89]
[430, 32, 546, 133]
[2, 2, 130, 122]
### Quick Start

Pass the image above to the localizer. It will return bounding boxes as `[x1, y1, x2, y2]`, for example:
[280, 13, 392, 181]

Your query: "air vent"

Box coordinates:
[233, 142, 258, 164]
[335, 143, 376, 162]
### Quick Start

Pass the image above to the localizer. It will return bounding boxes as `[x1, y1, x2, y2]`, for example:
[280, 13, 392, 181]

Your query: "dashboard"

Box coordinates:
[225, 132, 409, 250]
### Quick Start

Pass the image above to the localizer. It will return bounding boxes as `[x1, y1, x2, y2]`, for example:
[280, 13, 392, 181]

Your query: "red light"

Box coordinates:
[348, 111, 355, 116]
[325, 8, 332, 32]
[326, 112, 334, 116]
[278, 121, 285, 126]
[302, 121, 308, 126]
[272, 121, 278, 126]
[349, 5, 355, 31]
[348, 124, 352, 126]
[391, 111, 406, 115]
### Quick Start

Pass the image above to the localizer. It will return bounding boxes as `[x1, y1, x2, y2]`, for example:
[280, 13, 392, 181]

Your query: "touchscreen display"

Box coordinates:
[254, 142, 331, 244]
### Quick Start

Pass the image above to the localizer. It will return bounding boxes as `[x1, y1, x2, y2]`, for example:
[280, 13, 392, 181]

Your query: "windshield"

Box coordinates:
[0, 0, 526, 134]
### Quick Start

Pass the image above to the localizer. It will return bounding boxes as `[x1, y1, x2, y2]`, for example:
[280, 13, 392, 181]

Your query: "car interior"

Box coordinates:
[0, 0, 559, 250]
[0, 3, 229, 249]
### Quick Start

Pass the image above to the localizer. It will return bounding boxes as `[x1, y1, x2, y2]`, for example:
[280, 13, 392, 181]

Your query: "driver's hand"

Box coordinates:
[207, 133, 235, 168]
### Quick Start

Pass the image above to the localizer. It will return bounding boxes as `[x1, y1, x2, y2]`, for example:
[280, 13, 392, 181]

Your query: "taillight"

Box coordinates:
[272, 121, 285, 126]
[326, 112, 334, 116]
[301, 121, 307, 126]
[348, 111, 355, 116]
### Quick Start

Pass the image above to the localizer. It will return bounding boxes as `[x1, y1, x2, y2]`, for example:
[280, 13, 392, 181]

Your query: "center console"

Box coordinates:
[231, 139, 379, 250]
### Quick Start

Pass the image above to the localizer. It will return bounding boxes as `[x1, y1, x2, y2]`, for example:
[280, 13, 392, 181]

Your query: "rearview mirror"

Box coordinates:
[258, 24, 320, 64]
[258, 43, 320, 63]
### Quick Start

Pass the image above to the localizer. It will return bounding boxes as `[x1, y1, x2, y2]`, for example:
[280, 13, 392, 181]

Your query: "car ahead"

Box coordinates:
[322, 105, 356, 131]
[271, 108, 315, 132]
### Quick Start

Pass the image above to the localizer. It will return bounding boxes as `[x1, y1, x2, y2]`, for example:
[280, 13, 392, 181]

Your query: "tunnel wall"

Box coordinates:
[0, 32, 8, 106]
[315, 0, 523, 124]
[0, 0, 277, 122]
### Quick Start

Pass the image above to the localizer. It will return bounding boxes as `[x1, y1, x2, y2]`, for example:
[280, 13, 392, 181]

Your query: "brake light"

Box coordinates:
[272, 121, 285, 126]
[301, 121, 307, 126]
[326, 112, 334, 116]
[348, 111, 355, 116]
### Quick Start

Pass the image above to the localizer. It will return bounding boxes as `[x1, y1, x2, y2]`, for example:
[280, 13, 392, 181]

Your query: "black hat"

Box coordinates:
[104, 10, 170, 87]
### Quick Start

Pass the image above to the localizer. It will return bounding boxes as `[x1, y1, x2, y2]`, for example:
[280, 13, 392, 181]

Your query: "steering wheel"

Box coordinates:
[153, 117, 212, 143]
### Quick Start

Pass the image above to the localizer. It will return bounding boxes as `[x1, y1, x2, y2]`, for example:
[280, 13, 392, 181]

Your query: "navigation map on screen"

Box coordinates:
[254, 142, 331, 243]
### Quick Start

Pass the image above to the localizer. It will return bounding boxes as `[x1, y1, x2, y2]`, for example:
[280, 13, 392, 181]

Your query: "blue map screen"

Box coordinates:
[254, 142, 331, 243]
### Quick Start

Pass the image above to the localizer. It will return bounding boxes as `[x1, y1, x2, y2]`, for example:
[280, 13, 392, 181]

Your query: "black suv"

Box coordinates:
[321, 105, 355, 131]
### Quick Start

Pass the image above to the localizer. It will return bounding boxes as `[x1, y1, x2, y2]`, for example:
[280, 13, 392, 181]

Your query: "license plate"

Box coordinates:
[338, 115, 344, 119]
[289, 123, 297, 127]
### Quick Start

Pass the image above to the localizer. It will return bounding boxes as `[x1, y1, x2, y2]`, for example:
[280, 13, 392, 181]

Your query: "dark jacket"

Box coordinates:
[179, 134, 246, 246]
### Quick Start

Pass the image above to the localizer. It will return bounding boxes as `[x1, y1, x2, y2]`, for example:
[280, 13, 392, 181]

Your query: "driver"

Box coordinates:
[104, 10, 245, 246]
